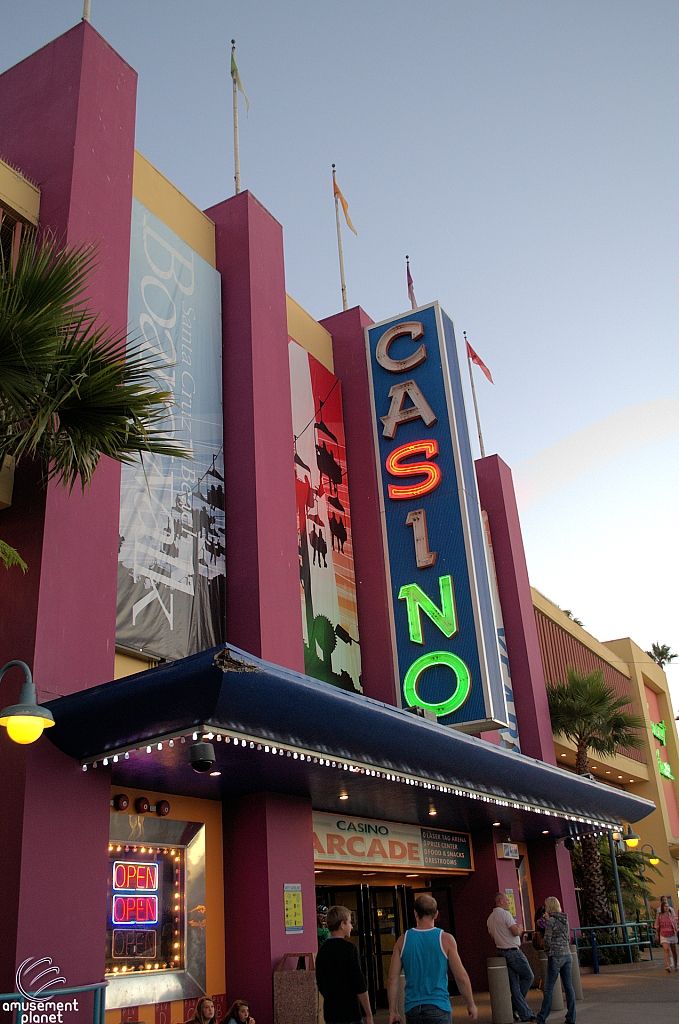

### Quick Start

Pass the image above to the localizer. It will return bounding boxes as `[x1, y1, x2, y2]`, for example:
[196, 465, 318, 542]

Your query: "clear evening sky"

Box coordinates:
[3, 1, 678, 706]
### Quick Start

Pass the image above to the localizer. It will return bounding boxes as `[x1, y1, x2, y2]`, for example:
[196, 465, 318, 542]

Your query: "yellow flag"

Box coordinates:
[231, 50, 249, 113]
[333, 178, 357, 235]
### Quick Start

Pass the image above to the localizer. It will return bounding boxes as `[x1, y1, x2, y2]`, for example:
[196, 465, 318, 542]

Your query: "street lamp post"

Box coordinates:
[639, 844, 660, 921]
[608, 830, 633, 963]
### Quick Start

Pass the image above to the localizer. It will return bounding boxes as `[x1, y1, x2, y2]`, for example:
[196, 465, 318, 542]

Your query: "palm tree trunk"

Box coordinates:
[580, 833, 611, 925]
[575, 742, 589, 775]
[576, 741, 611, 925]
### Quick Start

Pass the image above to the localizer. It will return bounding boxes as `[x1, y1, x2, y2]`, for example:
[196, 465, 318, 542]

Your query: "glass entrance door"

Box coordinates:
[316, 884, 408, 1009]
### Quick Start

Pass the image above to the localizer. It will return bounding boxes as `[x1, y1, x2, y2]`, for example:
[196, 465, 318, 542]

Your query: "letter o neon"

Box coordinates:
[403, 651, 471, 717]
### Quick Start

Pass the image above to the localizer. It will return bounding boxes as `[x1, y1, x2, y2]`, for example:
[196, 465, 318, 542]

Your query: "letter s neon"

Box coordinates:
[386, 440, 441, 500]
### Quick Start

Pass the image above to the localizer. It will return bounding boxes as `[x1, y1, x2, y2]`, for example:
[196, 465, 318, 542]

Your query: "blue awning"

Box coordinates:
[46, 644, 654, 841]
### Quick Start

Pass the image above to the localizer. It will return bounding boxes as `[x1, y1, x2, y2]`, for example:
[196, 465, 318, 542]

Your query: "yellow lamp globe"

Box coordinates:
[650, 855, 660, 866]
[5, 714, 51, 744]
[623, 825, 640, 848]
[0, 661, 55, 745]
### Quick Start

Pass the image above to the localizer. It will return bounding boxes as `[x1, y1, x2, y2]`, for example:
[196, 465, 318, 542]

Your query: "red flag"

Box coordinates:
[406, 257, 417, 309]
[466, 340, 494, 384]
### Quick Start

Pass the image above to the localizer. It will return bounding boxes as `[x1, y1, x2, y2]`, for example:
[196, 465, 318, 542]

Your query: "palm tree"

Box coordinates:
[646, 644, 677, 669]
[1, 231, 190, 566]
[547, 667, 645, 925]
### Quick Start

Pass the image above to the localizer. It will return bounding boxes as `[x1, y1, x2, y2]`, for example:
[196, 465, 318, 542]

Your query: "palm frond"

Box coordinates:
[0, 232, 192, 490]
[547, 667, 644, 757]
[0, 539, 27, 572]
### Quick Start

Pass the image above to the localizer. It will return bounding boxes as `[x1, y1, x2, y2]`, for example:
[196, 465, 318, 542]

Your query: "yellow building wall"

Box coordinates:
[0, 156, 40, 224]
[105, 787, 225, 1024]
[133, 151, 216, 268]
[605, 638, 679, 902]
[534, 590, 679, 906]
[286, 294, 334, 372]
[114, 651, 157, 678]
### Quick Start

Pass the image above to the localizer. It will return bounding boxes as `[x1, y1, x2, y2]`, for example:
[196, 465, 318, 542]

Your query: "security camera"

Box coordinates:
[189, 741, 216, 773]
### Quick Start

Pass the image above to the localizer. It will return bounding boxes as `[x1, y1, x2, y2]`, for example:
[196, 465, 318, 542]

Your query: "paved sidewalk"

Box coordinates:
[376, 959, 679, 1023]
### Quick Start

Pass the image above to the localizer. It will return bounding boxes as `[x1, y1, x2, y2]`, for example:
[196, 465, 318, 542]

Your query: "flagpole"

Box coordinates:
[464, 331, 486, 458]
[332, 164, 348, 312]
[231, 40, 241, 195]
[82, 0, 91, 21]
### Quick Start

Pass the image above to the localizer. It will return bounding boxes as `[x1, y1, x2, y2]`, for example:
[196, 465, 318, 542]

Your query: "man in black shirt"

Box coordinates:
[316, 905, 374, 1024]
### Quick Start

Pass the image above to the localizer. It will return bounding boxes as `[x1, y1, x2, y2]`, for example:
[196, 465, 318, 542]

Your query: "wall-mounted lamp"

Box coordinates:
[0, 661, 55, 744]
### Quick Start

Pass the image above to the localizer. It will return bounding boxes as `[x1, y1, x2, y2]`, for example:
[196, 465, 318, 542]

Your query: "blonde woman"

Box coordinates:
[655, 896, 678, 971]
[535, 897, 576, 1024]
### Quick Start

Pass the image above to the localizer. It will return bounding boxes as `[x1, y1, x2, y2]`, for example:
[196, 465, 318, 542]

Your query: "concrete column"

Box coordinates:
[222, 793, 317, 1024]
[0, 21, 136, 698]
[527, 837, 580, 929]
[320, 307, 397, 705]
[0, 735, 112, 992]
[475, 455, 556, 763]
[205, 192, 304, 673]
[0, 21, 136, 992]
[449, 829, 524, 991]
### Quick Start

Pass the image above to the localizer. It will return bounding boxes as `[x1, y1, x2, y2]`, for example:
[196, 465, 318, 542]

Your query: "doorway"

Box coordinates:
[316, 884, 407, 1009]
[316, 882, 456, 1009]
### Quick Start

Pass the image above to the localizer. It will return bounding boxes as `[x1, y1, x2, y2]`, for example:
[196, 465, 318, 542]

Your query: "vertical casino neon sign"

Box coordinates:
[366, 305, 506, 729]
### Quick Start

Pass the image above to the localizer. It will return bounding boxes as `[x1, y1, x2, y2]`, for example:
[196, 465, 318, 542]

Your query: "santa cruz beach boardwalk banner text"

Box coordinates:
[117, 199, 226, 661]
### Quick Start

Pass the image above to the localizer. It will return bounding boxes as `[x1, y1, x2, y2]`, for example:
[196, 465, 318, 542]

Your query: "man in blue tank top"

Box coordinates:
[387, 893, 477, 1024]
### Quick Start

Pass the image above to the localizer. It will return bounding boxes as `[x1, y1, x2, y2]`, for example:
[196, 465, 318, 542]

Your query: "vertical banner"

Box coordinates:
[117, 199, 226, 661]
[365, 303, 506, 731]
[289, 341, 362, 692]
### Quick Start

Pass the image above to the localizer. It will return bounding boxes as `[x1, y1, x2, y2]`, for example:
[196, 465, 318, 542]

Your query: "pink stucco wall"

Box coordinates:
[320, 307, 398, 705]
[223, 794, 317, 1024]
[0, 21, 136, 698]
[0, 20, 135, 990]
[205, 192, 304, 672]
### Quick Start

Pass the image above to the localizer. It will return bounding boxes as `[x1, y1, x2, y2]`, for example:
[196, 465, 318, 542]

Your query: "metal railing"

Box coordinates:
[0, 982, 107, 1024]
[573, 921, 656, 972]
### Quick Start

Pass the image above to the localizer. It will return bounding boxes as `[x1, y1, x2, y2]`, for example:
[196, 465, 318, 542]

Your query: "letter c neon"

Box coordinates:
[403, 651, 471, 717]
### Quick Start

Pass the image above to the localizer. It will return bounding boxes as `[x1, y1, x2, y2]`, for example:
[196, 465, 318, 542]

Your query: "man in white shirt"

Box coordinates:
[487, 893, 535, 1023]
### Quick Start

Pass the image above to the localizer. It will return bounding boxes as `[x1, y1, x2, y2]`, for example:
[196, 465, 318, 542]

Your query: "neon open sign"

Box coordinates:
[112, 895, 159, 925]
[113, 861, 159, 891]
[366, 304, 506, 730]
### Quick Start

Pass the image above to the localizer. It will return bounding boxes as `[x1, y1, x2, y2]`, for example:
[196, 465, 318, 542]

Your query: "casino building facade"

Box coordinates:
[0, 20, 654, 1024]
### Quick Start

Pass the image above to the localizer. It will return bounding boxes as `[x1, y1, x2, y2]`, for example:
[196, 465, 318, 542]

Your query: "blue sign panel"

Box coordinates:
[365, 303, 507, 731]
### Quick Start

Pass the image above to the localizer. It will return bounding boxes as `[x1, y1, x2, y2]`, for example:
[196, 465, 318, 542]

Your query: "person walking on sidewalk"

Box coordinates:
[315, 905, 374, 1024]
[535, 897, 576, 1024]
[388, 893, 477, 1023]
[655, 895, 679, 972]
[487, 892, 535, 1022]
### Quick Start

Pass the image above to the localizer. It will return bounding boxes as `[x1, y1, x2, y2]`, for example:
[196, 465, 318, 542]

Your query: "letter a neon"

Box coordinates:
[398, 575, 457, 644]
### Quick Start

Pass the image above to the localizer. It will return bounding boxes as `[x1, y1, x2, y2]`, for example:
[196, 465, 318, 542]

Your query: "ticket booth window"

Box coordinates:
[106, 844, 185, 976]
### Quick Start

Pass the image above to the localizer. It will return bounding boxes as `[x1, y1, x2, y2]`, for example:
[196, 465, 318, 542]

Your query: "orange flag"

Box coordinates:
[333, 178, 357, 235]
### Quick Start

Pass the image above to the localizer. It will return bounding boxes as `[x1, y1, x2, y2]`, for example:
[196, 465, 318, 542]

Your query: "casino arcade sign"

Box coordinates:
[366, 304, 507, 731]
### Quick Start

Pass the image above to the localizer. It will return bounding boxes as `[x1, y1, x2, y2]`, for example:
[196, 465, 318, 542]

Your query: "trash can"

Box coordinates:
[273, 952, 318, 1024]
[487, 956, 513, 1024]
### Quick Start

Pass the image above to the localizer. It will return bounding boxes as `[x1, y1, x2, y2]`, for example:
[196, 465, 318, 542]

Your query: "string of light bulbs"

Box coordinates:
[81, 725, 622, 831]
